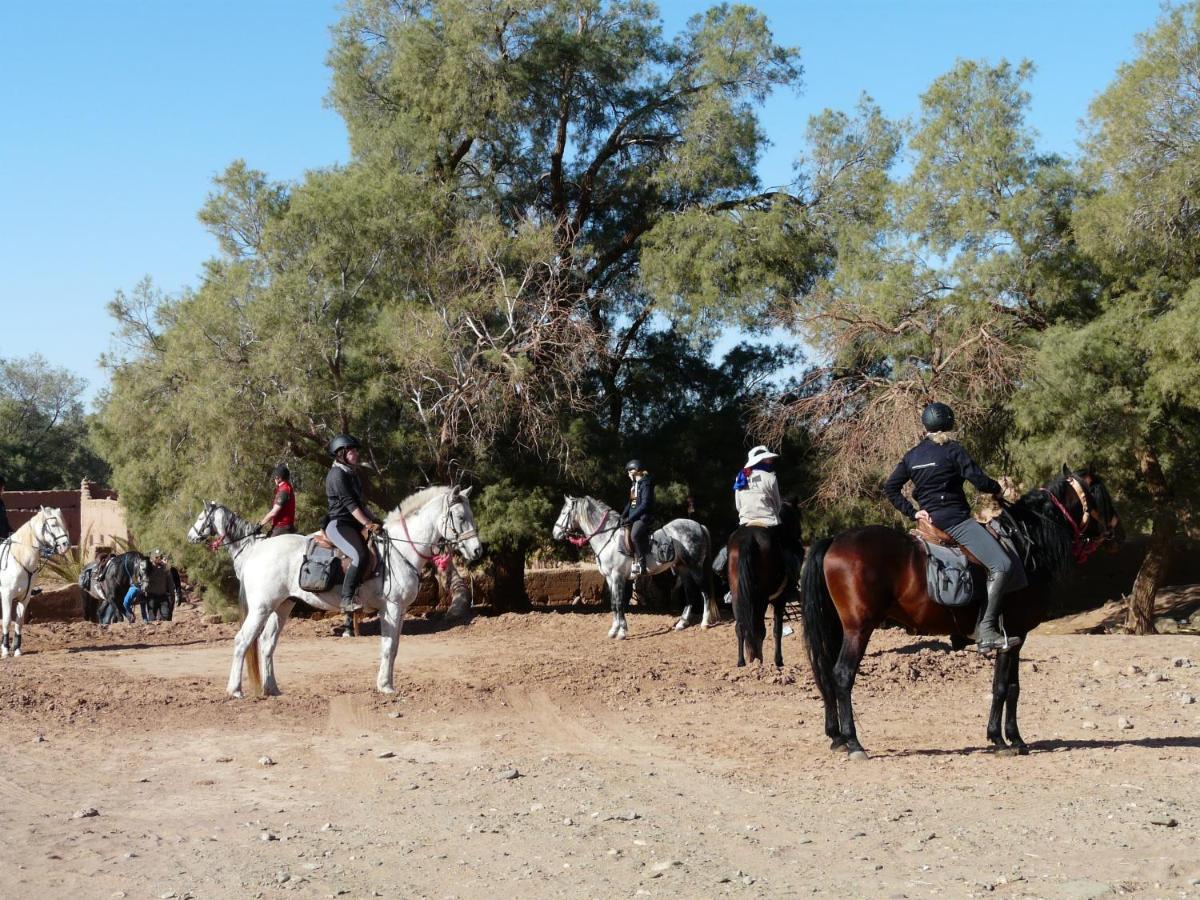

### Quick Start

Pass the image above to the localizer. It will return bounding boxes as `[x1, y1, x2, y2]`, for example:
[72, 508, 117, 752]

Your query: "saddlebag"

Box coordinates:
[299, 541, 343, 593]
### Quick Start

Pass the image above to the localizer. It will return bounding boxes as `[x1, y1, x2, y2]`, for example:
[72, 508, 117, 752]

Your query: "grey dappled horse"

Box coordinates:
[552, 495, 718, 640]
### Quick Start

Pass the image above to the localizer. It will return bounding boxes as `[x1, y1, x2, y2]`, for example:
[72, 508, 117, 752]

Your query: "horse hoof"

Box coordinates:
[615, 629, 628, 641]
[993, 746, 1020, 757]
[848, 750, 870, 762]
[12, 649, 20, 658]
[378, 685, 396, 695]
[830, 740, 849, 753]
[673, 620, 686, 631]
[229, 690, 244, 700]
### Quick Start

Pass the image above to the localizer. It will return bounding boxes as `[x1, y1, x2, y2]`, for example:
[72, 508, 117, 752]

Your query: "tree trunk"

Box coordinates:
[1126, 444, 1175, 634]
[489, 546, 530, 613]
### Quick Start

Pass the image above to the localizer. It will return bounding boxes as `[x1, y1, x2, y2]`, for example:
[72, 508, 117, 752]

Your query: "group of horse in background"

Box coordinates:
[2, 464, 1125, 759]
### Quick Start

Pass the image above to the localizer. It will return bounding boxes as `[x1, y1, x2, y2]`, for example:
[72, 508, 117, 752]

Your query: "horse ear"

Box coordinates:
[459, 485, 472, 499]
[1061, 463, 1072, 479]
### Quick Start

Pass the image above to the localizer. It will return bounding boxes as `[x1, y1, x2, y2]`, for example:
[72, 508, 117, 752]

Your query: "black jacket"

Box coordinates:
[622, 475, 655, 524]
[883, 438, 1001, 530]
[0, 497, 10, 541]
[326, 464, 367, 524]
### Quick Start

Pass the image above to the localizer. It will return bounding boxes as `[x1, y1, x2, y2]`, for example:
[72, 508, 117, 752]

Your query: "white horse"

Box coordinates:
[552, 495, 718, 640]
[1, 507, 71, 657]
[187, 486, 482, 697]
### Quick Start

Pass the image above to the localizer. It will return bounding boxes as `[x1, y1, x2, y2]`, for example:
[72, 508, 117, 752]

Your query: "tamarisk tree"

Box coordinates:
[1015, 3, 1200, 632]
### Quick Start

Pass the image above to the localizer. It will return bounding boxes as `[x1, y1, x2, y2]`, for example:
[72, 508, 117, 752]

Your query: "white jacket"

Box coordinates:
[735, 468, 781, 526]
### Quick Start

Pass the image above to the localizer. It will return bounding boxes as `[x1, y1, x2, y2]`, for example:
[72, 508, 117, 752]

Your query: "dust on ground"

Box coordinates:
[1, 600, 1198, 899]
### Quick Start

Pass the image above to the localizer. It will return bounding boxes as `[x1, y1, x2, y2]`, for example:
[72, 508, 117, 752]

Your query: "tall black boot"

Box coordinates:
[977, 571, 1021, 652]
[340, 563, 362, 613]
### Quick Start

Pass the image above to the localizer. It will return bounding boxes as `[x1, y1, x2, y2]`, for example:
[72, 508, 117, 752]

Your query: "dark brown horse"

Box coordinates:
[800, 466, 1122, 759]
[729, 526, 789, 667]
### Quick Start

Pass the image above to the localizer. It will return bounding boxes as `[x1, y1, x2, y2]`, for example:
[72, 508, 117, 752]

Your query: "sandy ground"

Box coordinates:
[1, 601, 1198, 900]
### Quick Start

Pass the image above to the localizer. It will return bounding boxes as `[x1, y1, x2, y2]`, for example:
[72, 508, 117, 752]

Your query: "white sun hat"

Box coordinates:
[744, 445, 779, 468]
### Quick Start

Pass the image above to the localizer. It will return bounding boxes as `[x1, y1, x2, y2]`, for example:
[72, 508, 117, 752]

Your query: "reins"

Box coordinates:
[567, 508, 615, 548]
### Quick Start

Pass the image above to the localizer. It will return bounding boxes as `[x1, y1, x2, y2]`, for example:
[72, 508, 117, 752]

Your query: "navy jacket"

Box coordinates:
[622, 475, 655, 524]
[883, 438, 1001, 530]
[0, 498, 10, 541]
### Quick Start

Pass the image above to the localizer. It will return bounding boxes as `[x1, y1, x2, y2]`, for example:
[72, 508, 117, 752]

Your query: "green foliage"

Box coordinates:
[1013, 3, 1200, 532]
[0, 354, 109, 490]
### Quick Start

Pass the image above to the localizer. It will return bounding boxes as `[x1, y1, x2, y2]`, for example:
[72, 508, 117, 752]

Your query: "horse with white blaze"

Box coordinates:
[187, 486, 482, 697]
[1, 507, 71, 657]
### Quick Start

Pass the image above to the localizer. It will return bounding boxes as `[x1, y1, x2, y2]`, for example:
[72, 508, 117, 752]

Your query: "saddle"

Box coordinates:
[299, 529, 380, 593]
[617, 525, 676, 568]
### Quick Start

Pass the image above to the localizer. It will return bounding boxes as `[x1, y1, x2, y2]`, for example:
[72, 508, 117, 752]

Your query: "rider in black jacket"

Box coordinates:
[621, 459, 655, 575]
[883, 403, 1018, 652]
[324, 435, 382, 612]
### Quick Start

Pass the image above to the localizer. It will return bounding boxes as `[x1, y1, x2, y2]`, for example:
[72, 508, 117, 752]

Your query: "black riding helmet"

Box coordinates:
[625, 459, 644, 472]
[328, 434, 361, 458]
[921, 402, 955, 433]
[271, 463, 291, 481]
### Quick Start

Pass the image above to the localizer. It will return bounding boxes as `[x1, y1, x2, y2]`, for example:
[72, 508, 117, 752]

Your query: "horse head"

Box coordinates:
[444, 486, 484, 564]
[37, 507, 71, 556]
[186, 501, 221, 544]
[1067, 464, 1124, 553]
[552, 495, 577, 541]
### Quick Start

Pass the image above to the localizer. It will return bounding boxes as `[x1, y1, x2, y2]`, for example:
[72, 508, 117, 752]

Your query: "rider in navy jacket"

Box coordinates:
[883, 403, 1018, 653]
[621, 460, 655, 575]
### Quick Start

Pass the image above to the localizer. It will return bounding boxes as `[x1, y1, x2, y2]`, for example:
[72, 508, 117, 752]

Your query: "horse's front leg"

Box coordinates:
[12, 599, 26, 657]
[1003, 646, 1028, 755]
[605, 572, 622, 639]
[376, 600, 404, 694]
[0, 595, 11, 658]
[616, 578, 630, 640]
[986, 649, 1011, 752]
[259, 602, 294, 697]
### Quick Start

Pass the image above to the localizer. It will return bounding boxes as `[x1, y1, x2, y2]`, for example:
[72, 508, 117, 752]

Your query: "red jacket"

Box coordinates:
[271, 480, 296, 529]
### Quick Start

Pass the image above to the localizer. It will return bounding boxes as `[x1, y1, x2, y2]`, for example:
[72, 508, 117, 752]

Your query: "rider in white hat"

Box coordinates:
[734, 445, 782, 526]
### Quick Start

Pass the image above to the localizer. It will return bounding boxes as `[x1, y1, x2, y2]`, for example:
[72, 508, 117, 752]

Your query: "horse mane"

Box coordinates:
[218, 503, 261, 542]
[1005, 476, 1075, 583]
[387, 486, 451, 524]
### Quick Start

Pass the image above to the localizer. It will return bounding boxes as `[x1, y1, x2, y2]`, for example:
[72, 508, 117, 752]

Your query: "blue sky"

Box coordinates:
[0, 1, 1168, 402]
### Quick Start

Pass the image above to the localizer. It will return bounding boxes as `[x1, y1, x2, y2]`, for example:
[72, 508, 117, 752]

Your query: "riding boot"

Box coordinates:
[631, 555, 647, 576]
[976, 570, 1022, 652]
[340, 563, 362, 613]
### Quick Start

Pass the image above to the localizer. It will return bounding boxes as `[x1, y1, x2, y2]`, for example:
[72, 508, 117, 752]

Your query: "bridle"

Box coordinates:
[558, 497, 619, 550]
[193, 503, 261, 554]
[1042, 475, 1113, 564]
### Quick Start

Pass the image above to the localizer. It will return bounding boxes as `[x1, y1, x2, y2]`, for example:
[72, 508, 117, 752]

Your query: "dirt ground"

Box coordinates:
[1, 599, 1198, 900]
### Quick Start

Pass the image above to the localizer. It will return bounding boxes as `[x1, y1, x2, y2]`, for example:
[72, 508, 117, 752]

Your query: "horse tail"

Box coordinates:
[700, 525, 716, 605]
[800, 537, 840, 703]
[239, 581, 263, 697]
[731, 530, 757, 653]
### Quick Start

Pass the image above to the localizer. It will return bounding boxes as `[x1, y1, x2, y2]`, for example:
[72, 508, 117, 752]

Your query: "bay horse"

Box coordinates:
[188, 486, 482, 697]
[800, 466, 1122, 759]
[552, 495, 717, 640]
[1, 507, 70, 657]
